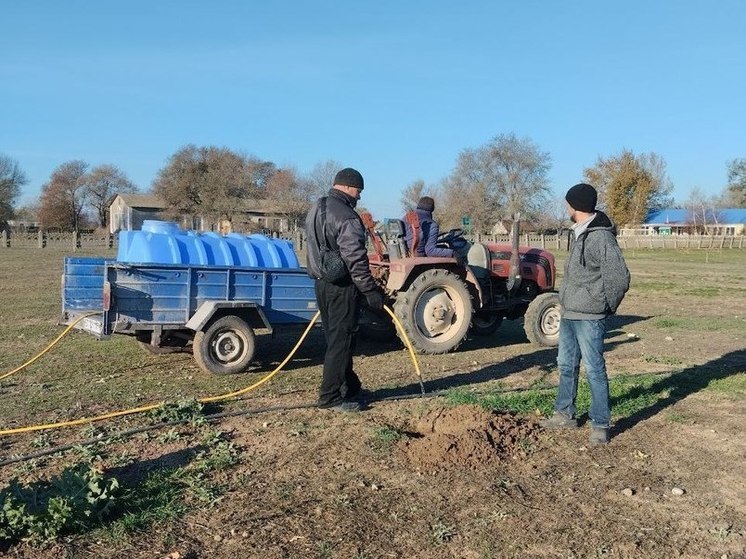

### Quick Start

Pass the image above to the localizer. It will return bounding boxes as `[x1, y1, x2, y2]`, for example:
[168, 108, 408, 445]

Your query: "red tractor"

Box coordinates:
[360, 212, 561, 354]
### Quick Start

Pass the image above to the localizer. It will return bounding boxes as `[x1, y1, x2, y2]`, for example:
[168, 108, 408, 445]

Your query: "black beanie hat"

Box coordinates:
[333, 167, 364, 190]
[416, 196, 435, 212]
[565, 183, 597, 212]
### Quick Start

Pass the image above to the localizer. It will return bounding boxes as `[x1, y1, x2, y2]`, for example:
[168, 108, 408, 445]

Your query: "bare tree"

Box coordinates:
[684, 188, 724, 234]
[534, 196, 571, 233]
[306, 159, 343, 200]
[584, 149, 673, 227]
[38, 160, 90, 231]
[264, 167, 319, 230]
[724, 158, 746, 207]
[152, 145, 275, 228]
[83, 164, 137, 228]
[400, 179, 428, 213]
[0, 154, 27, 227]
[440, 133, 551, 233]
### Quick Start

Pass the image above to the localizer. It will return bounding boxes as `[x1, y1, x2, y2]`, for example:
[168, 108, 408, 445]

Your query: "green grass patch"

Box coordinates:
[368, 425, 409, 454]
[633, 280, 677, 292]
[652, 316, 746, 332]
[705, 374, 746, 398]
[446, 387, 559, 416]
[0, 463, 119, 545]
[664, 411, 689, 423]
[644, 355, 684, 366]
[653, 317, 687, 329]
[446, 368, 746, 420]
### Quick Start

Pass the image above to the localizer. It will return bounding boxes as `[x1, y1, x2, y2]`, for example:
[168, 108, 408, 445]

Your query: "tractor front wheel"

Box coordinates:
[523, 292, 561, 347]
[393, 269, 473, 354]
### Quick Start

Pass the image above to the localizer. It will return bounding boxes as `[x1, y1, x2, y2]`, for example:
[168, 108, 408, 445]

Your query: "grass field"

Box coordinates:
[0, 246, 744, 557]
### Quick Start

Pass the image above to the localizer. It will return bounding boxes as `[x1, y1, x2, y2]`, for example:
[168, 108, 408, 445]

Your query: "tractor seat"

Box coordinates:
[384, 218, 409, 259]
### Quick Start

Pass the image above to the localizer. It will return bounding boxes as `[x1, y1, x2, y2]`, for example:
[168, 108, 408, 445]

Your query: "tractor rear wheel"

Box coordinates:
[393, 269, 473, 354]
[523, 292, 561, 347]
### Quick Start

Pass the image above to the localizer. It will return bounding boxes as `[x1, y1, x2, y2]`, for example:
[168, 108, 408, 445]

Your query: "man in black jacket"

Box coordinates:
[305, 168, 384, 412]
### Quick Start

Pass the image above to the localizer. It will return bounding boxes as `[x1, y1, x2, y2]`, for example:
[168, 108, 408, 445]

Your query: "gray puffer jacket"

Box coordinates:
[559, 211, 630, 320]
[304, 188, 378, 294]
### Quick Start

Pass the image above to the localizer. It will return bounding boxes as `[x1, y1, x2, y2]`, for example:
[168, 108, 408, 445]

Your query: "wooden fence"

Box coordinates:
[0, 231, 115, 250]
[464, 233, 746, 250]
[1, 230, 743, 253]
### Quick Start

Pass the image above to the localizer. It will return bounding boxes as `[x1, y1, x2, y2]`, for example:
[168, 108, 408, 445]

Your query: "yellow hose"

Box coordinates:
[0, 312, 100, 381]
[0, 304, 423, 437]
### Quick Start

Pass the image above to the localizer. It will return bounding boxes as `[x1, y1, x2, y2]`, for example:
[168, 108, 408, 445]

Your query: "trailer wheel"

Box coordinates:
[470, 312, 502, 336]
[393, 268, 473, 354]
[193, 316, 256, 375]
[524, 292, 561, 347]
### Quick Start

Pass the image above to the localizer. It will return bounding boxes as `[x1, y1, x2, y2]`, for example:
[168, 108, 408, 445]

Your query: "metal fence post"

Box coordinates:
[38, 231, 44, 248]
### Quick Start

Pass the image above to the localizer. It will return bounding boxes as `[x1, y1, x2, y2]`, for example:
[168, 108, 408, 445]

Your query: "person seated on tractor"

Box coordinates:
[404, 196, 456, 258]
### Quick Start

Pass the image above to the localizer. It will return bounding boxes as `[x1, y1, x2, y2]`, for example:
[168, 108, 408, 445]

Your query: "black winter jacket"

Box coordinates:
[304, 189, 378, 294]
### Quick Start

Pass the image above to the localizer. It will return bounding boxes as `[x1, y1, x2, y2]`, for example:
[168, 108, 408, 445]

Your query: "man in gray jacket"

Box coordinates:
[541, 183, 630, 444]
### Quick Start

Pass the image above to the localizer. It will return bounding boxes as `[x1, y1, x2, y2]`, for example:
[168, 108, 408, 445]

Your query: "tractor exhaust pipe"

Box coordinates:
[506, 212, 522, 293]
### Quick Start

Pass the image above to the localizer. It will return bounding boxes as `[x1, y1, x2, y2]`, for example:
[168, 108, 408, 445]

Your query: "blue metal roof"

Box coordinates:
[645, 208, 746, 225]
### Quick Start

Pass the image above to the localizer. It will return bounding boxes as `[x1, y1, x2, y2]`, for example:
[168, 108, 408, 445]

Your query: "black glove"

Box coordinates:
[363, 289, 385, 311]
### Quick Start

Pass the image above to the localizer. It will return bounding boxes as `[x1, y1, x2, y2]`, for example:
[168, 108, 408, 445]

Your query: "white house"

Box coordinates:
[108, 193, 291, 234]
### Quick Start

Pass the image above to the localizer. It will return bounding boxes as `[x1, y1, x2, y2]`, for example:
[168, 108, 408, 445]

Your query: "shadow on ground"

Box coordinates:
[613, 348, 746, 434]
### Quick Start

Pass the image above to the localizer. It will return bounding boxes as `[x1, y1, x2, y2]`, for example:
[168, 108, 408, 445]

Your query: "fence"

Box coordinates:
[465, 233, 746, 250]
[0, 231, 116, 250]
[1, 230, 743, 253]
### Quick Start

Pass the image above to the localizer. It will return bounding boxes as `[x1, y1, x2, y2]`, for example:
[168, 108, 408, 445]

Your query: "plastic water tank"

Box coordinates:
[117, 220, 299, 268]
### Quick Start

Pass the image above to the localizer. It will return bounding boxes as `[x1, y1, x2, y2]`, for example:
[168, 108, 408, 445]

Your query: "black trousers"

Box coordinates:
[314, 279, 363, 407]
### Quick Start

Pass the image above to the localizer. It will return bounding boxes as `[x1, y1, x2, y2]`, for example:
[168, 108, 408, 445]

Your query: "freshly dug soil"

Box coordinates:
[403, 405, 540, 471]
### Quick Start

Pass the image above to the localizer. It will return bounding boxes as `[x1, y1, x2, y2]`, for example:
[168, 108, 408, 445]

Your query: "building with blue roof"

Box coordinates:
[644, 208, 746, 235]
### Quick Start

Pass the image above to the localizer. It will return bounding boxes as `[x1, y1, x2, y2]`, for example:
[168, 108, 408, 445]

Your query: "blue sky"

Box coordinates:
[2, 0, 744, 219]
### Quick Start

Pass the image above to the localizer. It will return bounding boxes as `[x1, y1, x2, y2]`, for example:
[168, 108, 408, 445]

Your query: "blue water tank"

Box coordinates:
[117, 220, 300, 268]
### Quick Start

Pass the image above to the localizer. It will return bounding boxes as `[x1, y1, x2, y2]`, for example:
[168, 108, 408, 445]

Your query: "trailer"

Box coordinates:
[61, 257, 319, 375]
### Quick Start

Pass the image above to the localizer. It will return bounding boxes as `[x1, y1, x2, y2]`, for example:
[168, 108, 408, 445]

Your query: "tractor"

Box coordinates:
[359, 211, 561, 354]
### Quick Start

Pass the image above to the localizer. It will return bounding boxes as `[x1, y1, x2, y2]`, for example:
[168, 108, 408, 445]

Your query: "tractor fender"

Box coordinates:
[385, 258, 483, 305]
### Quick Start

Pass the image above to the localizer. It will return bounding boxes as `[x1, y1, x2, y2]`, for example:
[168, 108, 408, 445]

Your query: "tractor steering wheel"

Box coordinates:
[437, 228, 464, 242]
[436, 228, 466, 249]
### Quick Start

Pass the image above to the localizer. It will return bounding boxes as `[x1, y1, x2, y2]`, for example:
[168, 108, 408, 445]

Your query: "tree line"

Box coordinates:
[1, 138, 745, 233]
[401, 135, 745, 234]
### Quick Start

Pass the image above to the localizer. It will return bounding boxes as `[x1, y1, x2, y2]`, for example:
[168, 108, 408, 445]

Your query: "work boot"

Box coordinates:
[325, 400, 362, 413]
[540, 412, 578, 430]
[589, 426, 610, 445]
[350, 388, 373, 404]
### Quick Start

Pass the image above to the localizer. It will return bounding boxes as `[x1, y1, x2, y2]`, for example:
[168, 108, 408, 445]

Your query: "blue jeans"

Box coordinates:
[555, 317, 610, 428]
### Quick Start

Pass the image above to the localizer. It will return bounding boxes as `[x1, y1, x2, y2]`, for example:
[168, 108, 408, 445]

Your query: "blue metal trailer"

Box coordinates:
[61, 257, 319, 374]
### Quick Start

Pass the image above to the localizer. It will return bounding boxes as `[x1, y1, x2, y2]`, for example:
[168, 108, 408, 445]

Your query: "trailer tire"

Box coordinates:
[393, 268, 473, 354]
[524, 292, 561, 347]
[193, 315, 256, 375]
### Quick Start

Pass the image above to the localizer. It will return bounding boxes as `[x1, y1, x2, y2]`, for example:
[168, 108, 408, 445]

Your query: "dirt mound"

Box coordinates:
[403, 405, 539, 471]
